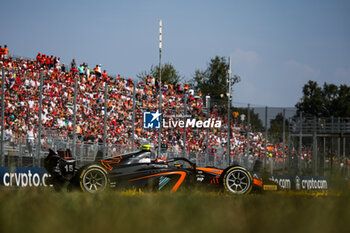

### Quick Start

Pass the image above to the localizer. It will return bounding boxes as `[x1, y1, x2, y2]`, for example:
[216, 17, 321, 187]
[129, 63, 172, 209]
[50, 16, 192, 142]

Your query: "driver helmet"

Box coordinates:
[155, 157, 167, 164]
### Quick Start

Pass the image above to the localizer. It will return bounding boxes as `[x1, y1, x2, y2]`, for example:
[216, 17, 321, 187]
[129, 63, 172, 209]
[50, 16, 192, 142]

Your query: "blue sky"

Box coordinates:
[1, 0, 349, 107]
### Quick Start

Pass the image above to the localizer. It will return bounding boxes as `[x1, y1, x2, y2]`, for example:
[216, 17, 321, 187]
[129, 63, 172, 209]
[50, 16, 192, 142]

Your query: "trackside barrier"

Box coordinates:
[0, 166, 50, 187]
[268, 175, 328, 191]
[1, 62, 349, 177]
[0, 166, 328, 191]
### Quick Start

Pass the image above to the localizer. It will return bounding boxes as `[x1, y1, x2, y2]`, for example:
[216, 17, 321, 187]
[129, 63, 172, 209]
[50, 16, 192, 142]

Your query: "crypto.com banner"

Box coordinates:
[0, 166, 50, 187]
[269, 175, 328, 190]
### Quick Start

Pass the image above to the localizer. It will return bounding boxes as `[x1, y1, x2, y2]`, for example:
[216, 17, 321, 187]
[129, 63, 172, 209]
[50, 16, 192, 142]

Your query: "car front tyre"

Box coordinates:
[223, 167, 252, 195]
[79, 165, 109, 193]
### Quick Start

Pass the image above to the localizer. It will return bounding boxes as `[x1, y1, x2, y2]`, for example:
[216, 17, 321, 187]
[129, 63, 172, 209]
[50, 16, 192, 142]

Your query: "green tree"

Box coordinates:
[137, 63, 182, 85]
[232, 107, 264, 132]
[190, 56, 240, 102]
[269, 113, 289, 143]
[336, 84, 350, 116]
[295, 80, 350, 117]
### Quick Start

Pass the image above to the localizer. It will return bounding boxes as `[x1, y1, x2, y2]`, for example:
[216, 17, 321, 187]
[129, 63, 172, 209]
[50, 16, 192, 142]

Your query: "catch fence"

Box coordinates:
[0, 67, 349, 177]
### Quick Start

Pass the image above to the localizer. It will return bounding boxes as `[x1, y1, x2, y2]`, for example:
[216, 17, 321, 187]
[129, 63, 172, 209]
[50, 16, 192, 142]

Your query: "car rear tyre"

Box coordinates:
[79, 165, 109, 193]
[223, 167, 252, 194]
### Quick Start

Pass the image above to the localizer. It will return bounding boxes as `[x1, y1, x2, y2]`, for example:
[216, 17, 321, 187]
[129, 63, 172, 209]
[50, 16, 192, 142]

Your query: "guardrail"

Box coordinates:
[1, 138, 349, 179]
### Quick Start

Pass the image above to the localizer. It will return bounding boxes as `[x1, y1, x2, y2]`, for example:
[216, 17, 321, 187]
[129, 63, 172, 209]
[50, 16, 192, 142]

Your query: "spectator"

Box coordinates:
[3, 45, 9, 59]
[71, 59, 78, 73]
[0, 46, 289, 162]
[84, 64, 90, 77]
[78, 64, 84, 76]
[26, 125, 35, 156]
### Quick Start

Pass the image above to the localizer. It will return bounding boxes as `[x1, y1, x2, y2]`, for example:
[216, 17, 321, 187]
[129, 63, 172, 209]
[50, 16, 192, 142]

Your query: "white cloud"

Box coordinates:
[230, 48, 259, 70]
[284, 60, 320, 79]
[334, 67, 350, 80]
[234, 81, 257, 101]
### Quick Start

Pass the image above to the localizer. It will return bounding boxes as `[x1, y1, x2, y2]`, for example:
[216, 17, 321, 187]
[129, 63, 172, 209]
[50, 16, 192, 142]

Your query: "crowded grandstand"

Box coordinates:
[0, 46, 309, 165]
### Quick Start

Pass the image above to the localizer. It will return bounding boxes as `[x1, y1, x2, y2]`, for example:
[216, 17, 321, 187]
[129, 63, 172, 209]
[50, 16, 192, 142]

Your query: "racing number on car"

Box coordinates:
[65, 164, 74, 172]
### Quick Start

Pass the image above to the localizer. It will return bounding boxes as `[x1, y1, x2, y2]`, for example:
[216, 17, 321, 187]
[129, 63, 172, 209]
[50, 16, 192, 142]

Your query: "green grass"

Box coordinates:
[0, 188, 349, 233]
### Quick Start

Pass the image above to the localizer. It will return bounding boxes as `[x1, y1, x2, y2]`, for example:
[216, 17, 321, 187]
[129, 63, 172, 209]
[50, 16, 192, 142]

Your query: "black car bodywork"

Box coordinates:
[44, 147, 278, 194]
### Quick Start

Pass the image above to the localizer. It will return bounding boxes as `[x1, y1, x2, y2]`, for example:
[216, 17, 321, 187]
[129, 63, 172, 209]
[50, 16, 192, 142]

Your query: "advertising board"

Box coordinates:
[0, 166, 50, 187]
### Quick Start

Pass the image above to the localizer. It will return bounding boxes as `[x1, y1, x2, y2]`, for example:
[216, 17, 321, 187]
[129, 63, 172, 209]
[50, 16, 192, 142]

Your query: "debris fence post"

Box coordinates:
[72, 76, 78, 158]
[246, 104, 250, 160]
[282, 108, 286, 169]
[183, 94, 187, 158]
[1, 67, 5, 166]
[103, 82, 108, 157]
[131, 84, 136, 151]
[227, 57, 231, 167]
[264, 106, 268, 170]
[158, 20, 162, 157]
[299, 112, 302, 173]
[37, 72, 44, 167]
[205, 97, 210, 167]
[313, 115, 318, 175]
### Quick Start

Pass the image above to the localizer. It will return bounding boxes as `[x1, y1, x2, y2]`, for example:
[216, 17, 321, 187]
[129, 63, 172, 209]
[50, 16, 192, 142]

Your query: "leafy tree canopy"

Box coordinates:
[269, 113, 289, 143]
[137, 63, 182, 85]
[231, 107, 264, 132]
[295, 80, 350, 117]
[190, 56, 240, 102]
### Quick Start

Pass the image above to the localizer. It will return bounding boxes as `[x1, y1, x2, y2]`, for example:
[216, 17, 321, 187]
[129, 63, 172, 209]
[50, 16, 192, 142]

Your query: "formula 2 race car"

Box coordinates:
[44, 145, 276, 194]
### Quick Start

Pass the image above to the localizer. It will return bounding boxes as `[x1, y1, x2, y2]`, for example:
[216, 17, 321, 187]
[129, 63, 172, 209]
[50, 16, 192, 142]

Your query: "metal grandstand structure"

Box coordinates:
[0, 65, 349, 177]
[289, 114, 350, 175]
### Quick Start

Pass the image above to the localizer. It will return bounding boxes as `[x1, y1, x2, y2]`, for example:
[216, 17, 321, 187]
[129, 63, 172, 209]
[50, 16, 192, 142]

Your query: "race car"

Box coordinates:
[44, 145, 277, 194]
